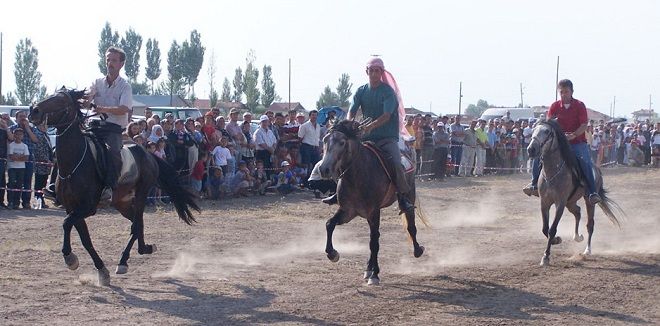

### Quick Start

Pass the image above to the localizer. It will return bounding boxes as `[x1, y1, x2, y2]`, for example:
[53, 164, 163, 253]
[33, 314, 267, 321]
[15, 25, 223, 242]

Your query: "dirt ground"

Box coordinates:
[0, 166, 658, 325]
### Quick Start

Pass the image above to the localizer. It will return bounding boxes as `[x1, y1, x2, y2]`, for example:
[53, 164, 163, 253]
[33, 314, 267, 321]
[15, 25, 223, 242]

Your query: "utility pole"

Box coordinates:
[288, 58, 291, 111]
[520, 82, 524, 108]
[458, 82, 463, 116]
[613, 96, 616, 118]
[555, 56, 560, 101]
[650, 94, 653, 110]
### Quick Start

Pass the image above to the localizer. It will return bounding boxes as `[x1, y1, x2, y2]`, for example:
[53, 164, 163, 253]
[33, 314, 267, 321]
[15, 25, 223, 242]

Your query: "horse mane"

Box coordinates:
[61, 88, 87, 121]
[539, 119, 582, 179]
[330, 119, 361, 140]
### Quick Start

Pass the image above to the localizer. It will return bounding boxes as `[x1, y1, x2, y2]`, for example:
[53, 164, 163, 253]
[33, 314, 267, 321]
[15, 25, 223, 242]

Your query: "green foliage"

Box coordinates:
[155, 79, 186, 98]
[209, 88, 219, 108]
[243, 51, 260, 112]
[145, 38, 162, 94]
[132, 79, 151, 95]
[166, 41, 185, 99]
[336, 73, 352, 108]
[316, 86, 340, 109]
[181, 30, 205, 94]
[221, 78, 232, 102]
[261, 65, 278, 107]
[120, 28, 143, 83]
[232, 67, 244, 102]
[14, 38, 44, 105]
[1, 92, 18, 105]
[465, 99, 491, 117]
[97, 22, 120, 74]
[207, 50, 218, 108]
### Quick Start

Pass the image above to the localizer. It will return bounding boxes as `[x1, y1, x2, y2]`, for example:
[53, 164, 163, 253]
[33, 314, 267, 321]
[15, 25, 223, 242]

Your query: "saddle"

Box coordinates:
[362, 141, 415, 184]
[85, 121, 139, 185]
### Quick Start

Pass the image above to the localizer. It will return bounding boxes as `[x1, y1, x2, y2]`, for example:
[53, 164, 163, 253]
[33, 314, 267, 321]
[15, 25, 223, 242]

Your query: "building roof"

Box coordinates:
[133, 95, 189, 108]
[267, 102, 306, 113]
[404, 107, 438, 118]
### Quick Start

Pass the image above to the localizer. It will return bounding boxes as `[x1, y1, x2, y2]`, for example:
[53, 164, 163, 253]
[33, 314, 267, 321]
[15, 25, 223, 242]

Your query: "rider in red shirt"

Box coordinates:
[523, 79, 601, 205]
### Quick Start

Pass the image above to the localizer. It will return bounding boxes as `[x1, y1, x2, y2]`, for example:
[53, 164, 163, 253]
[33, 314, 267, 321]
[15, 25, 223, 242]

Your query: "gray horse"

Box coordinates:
[527, 120, 622, 266]
[318, 120, 427, 285]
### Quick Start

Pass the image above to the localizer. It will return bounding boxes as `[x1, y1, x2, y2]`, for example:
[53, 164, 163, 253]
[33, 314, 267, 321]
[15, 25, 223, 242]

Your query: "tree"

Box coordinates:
[336, 73, 352, 108]
[316, 86, 340, 109]
[119, 28, 143, 83]
[165, 41, 186, 102]
[207, 50, 218, 108]
[181, 30, 205, 97]
[132, 80, 151, 95]
[465, 99, 491, 118]
[97, 22, 120, 74]
[261, 65, 278, 107]
[145, 38, 162, 94]
[1, 92, 18, 105]
[243, 50, 260, 111]
[14, 38, 44, 105]
[232, 67, 244, 102]
[221, 77, 232, 102]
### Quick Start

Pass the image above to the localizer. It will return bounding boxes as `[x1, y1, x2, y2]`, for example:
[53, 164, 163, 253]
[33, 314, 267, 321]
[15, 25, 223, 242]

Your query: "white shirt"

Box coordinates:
[211, 146, 232, 166]
[298, 120, 321, 147]
[8, 142, 29, 169]
[90, 76, 133, 128]
[253, 127, 277, 149]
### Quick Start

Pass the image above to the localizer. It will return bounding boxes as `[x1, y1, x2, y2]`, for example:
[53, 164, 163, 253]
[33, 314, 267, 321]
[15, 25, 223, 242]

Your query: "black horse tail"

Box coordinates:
[153, 154, 200, 225]
[597, 187, 624, 228]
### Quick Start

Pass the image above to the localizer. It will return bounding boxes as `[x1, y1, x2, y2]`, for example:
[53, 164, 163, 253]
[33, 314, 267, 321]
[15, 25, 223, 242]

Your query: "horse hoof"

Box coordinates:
[574, 234, 584, 242]
[116, 265, 128, 274]
[367, 276, 380, 286]
[551, 236, 562, 245]
[97, 267, 111, 286]
[64, 253, 79, 270]
[414, 246, 425, 258]
[540, 256, 550, 266]
[327, 250, 340, 263]
[363, 271, 373, 280]
[583, 248, 592, 256]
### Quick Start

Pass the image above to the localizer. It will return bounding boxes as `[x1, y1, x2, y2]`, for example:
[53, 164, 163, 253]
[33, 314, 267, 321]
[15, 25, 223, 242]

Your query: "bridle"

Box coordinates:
[325, 129, 355, 178]
[533, 124, 564, 184]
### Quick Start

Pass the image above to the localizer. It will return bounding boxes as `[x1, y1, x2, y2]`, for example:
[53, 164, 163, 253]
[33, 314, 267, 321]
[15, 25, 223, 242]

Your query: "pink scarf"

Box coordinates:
[367, 57, 410, 138]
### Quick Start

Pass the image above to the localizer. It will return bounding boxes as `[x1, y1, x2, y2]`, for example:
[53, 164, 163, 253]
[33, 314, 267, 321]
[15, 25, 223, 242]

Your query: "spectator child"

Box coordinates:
[276, 160, 297, 195]
[208, 167, 226, 200]
[133, 135, 145, 146]
[230, 160, 252, 197]
[7, 128, 30, 209]
[211, 136, 232, 176]
[191, 151, 207, 197]
[155, 138, 167, 160]
[253, 160, 272, 195]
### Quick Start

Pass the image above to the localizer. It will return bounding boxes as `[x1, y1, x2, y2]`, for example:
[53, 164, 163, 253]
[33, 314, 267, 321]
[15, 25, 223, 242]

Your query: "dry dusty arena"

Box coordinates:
[1, 167, 658, 325]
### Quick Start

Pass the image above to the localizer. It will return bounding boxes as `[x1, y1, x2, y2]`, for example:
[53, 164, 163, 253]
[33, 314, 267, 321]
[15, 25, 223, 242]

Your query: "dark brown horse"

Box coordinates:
[29, 88, 199, 285]
[527, 120, 623, 266]
[318, 120, 427, 285]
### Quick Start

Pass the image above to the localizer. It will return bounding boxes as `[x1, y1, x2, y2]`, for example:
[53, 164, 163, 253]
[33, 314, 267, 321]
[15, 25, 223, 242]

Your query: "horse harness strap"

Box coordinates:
[362, 142, 394, 182]
[541, 159, 565, 185]
[58, 136, 89, 180]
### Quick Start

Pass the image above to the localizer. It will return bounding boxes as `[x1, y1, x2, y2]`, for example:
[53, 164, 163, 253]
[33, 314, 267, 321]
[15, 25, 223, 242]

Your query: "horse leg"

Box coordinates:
[116, 233, 137, 274]
[366, 211, 381, 285]
[540, 203, 550, 239]
[62, 214, 79, 270]
[73, 219, 110, 286]
[404, 209, 424, 258]
[584, 202, 596, 255]
[541, 202, 565, 266]
[566, 202, 583, 242]
[325, 209, 348, 262]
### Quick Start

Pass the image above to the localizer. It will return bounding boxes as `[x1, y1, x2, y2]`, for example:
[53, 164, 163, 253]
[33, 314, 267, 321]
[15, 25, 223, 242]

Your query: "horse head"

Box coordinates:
[319, 119, 362, 179]
[29, 87, 86, 127]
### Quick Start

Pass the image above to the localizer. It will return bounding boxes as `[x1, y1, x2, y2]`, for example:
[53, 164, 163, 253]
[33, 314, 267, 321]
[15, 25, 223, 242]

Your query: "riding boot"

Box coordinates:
[44, 183, 57, 199]
[397, 193, 415, 214]
[322, 193, 338, 205]
[523, 158, 541, 197]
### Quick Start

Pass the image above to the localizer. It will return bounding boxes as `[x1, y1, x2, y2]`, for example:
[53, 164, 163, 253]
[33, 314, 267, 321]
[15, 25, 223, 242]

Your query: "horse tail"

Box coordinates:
[597, 187, 624, 228]
[153, 154, 200, 225]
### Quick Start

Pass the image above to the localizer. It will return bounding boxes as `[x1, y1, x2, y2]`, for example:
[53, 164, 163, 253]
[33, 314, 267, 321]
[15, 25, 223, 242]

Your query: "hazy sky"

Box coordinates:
[1, 0, 658, 118]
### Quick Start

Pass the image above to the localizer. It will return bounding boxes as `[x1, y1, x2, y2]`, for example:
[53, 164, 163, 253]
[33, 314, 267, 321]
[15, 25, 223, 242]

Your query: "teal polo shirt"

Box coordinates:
[349, 83, 399, 142]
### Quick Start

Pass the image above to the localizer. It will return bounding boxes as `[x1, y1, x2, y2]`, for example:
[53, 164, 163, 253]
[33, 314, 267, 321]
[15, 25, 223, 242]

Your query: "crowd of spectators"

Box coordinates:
[404, 113, 660, 180]
[1, 108, 658, 210]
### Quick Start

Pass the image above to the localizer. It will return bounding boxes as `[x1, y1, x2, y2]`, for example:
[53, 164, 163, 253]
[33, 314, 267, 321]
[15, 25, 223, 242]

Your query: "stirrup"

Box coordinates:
[100, 187, 113, 202]
[523, 183, 539, 197]
[322, 193, 337, 205]
[397, 194, 415, 214]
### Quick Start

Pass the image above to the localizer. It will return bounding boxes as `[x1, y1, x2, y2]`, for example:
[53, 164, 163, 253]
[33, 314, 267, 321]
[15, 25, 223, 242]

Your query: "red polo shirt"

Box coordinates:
[547, 98, 588, 144]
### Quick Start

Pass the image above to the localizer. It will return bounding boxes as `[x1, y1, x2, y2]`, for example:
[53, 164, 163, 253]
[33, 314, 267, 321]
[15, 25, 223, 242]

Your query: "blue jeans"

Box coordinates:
[0, 159, 6, 205]
[21, 160, 34, 207]
[530, 142, 597, 194]
[450, 141, 463, 175]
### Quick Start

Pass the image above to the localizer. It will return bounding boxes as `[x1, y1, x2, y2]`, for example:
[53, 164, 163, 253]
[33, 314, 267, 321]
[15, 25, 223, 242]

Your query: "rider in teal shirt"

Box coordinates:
[350, 83, 399, 142]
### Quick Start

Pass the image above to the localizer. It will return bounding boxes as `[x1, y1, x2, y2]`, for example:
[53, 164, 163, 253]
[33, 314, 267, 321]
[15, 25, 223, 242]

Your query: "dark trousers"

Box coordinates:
[34, 174, 48, 200]
[300, 143, 320, 184]
[432, 147, 448, 179]
[451, 142, 463, 175]
[8, 168, 25, 207]
[0, 159, 6, 205]
[21, 161, 34, 206]
[485, 148, 495, 174]
[93, 123, 123, 189]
